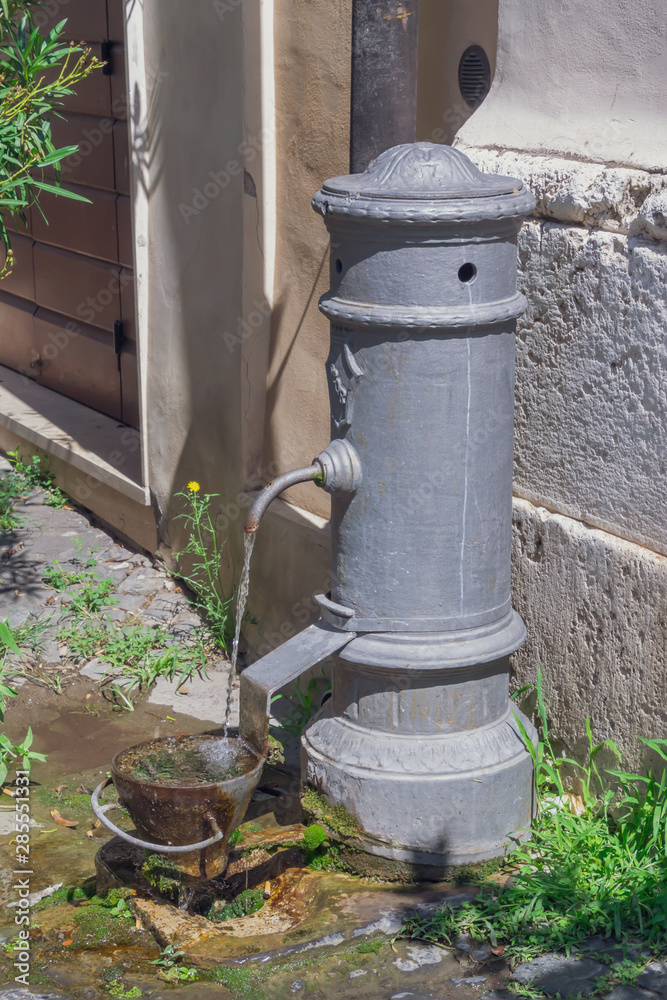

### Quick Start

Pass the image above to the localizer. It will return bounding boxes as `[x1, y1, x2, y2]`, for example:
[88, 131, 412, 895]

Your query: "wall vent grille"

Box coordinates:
[458, 45, 491, 108]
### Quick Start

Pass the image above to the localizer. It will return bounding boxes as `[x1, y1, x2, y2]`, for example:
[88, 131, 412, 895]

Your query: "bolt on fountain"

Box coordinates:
[240, 141, 538, 871]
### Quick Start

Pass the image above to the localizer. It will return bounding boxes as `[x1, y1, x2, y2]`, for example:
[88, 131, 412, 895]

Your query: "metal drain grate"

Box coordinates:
[458, 44, 491, 108]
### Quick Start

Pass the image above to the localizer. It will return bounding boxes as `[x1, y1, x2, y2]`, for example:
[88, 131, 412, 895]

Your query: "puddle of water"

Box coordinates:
[227, 532, 256, 734]
[2, 677, 224, 777]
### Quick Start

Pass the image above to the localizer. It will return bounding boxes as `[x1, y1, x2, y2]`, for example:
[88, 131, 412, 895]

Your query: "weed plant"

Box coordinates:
[0, 466, 26, 532]
[0, 622, 46, 782]
[149, 946, 198, 982]
[401, 672, 667, 966]
[0, 448, 67, 536]
[171, 483, 233, 650]
[7, 448, 67, 508]
[273, 668, 331, 739]
[57, 616, 209, 707]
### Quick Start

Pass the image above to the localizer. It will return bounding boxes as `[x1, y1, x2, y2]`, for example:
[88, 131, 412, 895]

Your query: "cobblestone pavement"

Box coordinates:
[0, 458, 238, 725]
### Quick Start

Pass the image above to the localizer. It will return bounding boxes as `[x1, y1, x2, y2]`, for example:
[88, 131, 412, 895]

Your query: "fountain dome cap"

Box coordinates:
[312, 142, 535, 225]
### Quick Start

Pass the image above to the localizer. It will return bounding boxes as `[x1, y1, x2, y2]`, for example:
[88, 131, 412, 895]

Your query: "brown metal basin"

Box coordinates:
[111, 735, 264, 879]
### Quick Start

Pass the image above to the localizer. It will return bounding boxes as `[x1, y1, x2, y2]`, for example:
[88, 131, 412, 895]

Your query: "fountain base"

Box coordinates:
[301, 636, 538, 868]
[303, 710, 536, 870]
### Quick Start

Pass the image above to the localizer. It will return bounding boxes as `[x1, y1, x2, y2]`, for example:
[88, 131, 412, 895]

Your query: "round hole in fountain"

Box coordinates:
[458, 262, 477, 283]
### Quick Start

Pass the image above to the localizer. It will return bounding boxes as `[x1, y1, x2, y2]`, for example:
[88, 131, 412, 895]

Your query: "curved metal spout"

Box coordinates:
[245, 464, 322, 533]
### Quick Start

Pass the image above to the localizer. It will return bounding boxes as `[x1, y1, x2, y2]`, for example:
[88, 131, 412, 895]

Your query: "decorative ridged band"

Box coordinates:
[312, 190, 536, 226]
[318, 292, 528, 330]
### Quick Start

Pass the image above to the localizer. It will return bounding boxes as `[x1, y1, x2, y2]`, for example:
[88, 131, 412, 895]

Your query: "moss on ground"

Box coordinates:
[355, 939, 384, 954]
[204, 965, 263, 998]
[33, 879, 97, 911]
[141, 851, 182, 901]
[207, 887, 266, 922]
[71, 891, 135, 946]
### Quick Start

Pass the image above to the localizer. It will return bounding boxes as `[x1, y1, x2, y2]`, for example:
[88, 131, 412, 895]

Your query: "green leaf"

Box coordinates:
[36, 145, 79, 167]
[0, 621, 22, 657]
[28, 179, 92, 202]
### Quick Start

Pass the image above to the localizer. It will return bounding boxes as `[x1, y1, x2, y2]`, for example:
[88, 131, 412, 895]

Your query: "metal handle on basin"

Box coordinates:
[91, 779, 224, 853]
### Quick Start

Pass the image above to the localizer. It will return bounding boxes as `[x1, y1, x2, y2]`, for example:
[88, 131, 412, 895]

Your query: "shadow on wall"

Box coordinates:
[417, 0, 499, 145]
[130, 0, 247, 575]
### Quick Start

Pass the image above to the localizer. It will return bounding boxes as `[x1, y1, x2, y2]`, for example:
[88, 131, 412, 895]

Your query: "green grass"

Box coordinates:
[44, 544, 119, 615]
[0, 467, 26, 533]
[272, 669, 331, 740]
[0, 448, 68, 534]
[400, 672, 667, 968]
[57, 616, 209, 708]
[7, 448, 68, 508]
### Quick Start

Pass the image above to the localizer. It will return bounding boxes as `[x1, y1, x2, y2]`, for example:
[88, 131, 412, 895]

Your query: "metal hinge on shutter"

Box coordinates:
[101, 40, 113, 76]
[114, 320, 125, 371]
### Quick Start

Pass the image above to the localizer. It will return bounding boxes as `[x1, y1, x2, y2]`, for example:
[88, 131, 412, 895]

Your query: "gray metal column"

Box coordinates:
[303, 143, 537, 867]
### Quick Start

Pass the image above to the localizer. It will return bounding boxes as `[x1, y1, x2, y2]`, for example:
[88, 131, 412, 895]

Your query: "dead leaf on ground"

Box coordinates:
[50, 809, 79, 828]
[564, 792, 587, 816]
[75, 785, 92, 795]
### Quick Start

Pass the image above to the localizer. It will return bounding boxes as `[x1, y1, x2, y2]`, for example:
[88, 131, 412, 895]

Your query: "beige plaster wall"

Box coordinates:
[456, 0, 667, 761]
[458, 0, 667, 170]
[244, 0, 503, 649]
[123, 0, 253, 595]
[261, 0, 352, 522]
[260, 0, 500, 518]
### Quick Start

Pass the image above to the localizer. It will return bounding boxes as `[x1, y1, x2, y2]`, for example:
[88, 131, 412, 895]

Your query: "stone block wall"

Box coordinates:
[459, 148, 667, 764]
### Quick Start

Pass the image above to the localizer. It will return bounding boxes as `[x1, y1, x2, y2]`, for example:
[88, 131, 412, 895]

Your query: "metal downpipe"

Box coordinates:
[350, 0, 420, 173]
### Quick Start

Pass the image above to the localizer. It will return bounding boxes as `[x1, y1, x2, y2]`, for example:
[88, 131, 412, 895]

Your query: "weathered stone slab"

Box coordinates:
[512, 953, 606, 997]
[637, 961, 667, 996]
[604, 987, 654, 1000]
[512, 496, 667, 766]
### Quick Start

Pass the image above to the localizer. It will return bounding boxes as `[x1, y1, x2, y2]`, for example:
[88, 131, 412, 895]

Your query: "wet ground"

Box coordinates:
[0, 680, 513, 1000]
[0, 473, 511, 999]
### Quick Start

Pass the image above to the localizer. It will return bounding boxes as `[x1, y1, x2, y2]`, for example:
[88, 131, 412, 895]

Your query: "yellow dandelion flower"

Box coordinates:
[188, 481, 201, 493]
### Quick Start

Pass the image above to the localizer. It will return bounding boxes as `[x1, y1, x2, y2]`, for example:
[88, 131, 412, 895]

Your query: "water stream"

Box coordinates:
[225, 532, 257, 734]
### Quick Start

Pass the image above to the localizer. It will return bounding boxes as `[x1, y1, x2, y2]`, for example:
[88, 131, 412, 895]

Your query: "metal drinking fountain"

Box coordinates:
[240, 141, 538, 869]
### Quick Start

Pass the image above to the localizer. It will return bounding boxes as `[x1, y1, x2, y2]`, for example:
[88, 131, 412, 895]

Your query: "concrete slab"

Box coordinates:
[148, 661, 238, 726]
